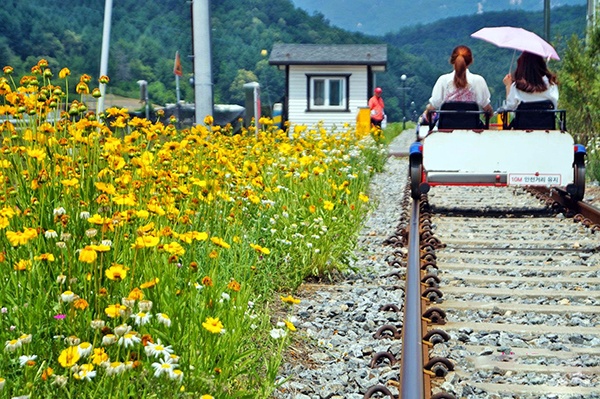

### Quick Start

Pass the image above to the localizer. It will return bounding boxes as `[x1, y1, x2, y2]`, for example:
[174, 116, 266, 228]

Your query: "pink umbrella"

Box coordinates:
[471, 26, 560, 60]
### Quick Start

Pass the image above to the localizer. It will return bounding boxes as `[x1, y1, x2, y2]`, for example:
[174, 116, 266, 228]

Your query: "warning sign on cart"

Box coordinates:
[508, 174, 562, 186]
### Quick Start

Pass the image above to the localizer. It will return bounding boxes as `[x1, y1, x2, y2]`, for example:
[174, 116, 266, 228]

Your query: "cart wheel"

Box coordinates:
[570, 159, 585, 201]
[410, 159, 422, 199]
[566, 160, 585, 201]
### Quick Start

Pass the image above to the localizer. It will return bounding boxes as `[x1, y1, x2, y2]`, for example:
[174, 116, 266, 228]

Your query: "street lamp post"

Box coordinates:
[401, 74, 407, 130]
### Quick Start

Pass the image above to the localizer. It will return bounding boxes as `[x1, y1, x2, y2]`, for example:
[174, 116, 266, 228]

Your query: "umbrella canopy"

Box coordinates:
[471, 26, 560, 60]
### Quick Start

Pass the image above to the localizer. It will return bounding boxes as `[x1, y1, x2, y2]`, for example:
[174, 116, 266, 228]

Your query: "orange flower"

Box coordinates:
[201, 276, 213, 287]
[140, 277, 159, 289]
[128, 288, 144, 300]
[76, 82, 89, 94]
[73, 298, 89, 310]
[227, 279, 241, 292]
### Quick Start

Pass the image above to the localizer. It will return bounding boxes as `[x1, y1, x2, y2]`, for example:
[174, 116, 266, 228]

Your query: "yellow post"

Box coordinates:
[356, 107, 371, 134]
[497, 113, 504, 130]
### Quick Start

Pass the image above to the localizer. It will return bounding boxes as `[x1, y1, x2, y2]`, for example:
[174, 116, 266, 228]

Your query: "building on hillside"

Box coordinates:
[268, 43, 387, 131]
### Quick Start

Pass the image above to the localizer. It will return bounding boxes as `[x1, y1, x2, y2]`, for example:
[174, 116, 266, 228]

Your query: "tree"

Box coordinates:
[228, 69, 258, 105]
[558, 24, 600, 145]
[558, 19, 600, 180]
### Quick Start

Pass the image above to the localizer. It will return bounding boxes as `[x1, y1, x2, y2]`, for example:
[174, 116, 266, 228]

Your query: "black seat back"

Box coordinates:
[437, 102, 483, 129]
[511, 100, 555, 130]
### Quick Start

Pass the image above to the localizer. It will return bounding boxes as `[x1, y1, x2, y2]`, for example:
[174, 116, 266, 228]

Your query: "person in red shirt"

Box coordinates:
[368, 87, 385, 128]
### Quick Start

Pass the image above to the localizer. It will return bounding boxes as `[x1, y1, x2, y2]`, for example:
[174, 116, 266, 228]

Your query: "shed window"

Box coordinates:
[307, 74, 350, 111]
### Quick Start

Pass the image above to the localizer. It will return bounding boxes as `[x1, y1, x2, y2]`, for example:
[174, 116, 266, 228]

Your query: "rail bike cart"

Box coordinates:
[409, 101, 587, 200]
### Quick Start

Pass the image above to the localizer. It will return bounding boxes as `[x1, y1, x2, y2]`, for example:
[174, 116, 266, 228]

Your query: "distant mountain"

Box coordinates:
[290, 0, 588, 35]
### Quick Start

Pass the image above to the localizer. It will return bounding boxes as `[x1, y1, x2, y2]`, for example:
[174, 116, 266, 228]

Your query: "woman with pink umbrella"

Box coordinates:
[502, 51, 559, 111]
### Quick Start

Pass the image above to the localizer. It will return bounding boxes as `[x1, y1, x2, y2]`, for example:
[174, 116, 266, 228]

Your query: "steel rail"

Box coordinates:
[400, 198, 424, 399]
[531, 187, 600, 226]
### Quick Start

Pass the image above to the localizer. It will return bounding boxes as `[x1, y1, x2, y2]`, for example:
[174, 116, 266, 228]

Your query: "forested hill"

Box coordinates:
[0, 0, 587, 121]
[291, 0, 587, 35]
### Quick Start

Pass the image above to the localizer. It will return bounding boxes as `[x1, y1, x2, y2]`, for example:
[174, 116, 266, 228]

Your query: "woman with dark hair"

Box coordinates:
[503, 51, 558, 110]
[424, 45, 493, 119]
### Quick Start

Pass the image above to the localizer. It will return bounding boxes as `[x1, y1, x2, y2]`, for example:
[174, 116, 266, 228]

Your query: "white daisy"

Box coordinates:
[144, 339, 174, 358]
[105, 361, 125, 376]
[18, 355, 37, 367]
[131, 311, 151, 326]
[60, 291, 76, 303]
[168, 368, 184, 381]
[151, 357, 178, 378]
[18, 334, 32, 344]
[156, 313, 171, 327]
[117, 332, 141, 348]
[114, 324, 131, 336]
[73, 364, 96, 381]
[77, 342, 93, 357]
[4, 339, 22, 352]
[269, 328, 287, 339]
[101, 334, 117, 346]
[45, 229, 58, 239]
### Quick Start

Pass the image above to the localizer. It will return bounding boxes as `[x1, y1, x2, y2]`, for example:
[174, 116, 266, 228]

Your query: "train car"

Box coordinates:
[409, 101, 587, 200]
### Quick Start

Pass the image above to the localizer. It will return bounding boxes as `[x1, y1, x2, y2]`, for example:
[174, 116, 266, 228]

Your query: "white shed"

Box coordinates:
[269, 43, 387, 131]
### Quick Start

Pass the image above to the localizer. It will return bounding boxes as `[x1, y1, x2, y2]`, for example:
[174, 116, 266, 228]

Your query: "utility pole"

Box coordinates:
[588, 0, 598, 29]
[191, 0, 213, 124]
[544, 0, 550, 40]
[97, 0, 113, 115]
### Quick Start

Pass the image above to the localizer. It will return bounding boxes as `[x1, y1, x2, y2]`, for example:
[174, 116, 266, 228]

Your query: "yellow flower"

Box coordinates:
[104, 304, 127, 318]
[105, 264, 128, 281]
[90, 348, 109, 365]
[192, 231, 209, 241]
[202, 317, 223, 334]
[112, 193, 137, 206]
[248, 194, 260, 204]
[79, 246, 98, 263]
[210, 236, 230, 249]
[309, 205, 316, 213]
[94, 182, 116, 194]
[76, 81, 89, 94]
[26, 148, 46, 161]
[147, 203, 165, 215]
[284, 319, 297, 332]
[34, 253, 55, 262]
[249, 243, 270, 255]
[359, 192, 369, 202]
[163, 242, 185, 256]
[323, 200, 335, 211]
[140, 277, 159, 289]
[58, 346, 81, 368]
[61, 178, 79, 187]
[59, 68, 71, 79]
[87, 214, 111, 225]
[133, 235, 160, 248]
[89, 244, 110, 252]
[280, 295, 301, 305]
[14, 259, 31, 271]
[201, 396, 214, 399]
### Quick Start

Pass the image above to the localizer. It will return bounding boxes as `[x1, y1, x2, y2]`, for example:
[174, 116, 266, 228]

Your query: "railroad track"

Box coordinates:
[418, 186, 600, 399]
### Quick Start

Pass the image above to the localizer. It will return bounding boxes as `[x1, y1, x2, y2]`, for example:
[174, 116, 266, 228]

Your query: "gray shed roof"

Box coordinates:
[269, 43, 387, 67]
